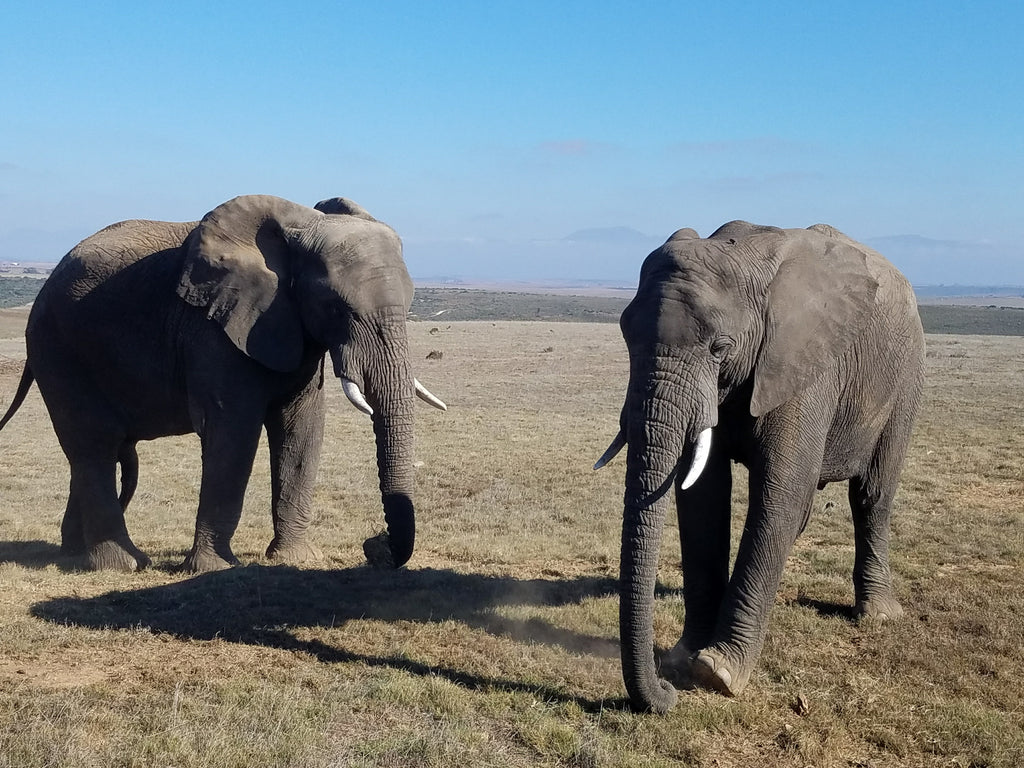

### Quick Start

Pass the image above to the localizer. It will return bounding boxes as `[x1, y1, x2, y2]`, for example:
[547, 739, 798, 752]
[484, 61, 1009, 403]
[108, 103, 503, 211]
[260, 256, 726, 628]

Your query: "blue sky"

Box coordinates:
[2, 1, 1021, 284]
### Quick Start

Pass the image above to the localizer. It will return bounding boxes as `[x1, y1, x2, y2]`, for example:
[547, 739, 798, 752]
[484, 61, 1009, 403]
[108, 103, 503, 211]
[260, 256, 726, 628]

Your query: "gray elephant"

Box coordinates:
[595, 221, 924, 713]
[0, 194, 446, 572]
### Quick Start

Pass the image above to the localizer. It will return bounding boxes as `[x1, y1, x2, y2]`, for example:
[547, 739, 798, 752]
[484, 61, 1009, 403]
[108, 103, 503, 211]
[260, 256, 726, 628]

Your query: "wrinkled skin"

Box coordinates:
[0, 195, 444, 572]
[600, 222, 924, 713]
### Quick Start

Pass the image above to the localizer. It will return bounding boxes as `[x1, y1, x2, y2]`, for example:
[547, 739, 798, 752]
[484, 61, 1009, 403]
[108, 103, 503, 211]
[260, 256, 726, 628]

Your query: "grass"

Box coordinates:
[1, 314, 1023, 766]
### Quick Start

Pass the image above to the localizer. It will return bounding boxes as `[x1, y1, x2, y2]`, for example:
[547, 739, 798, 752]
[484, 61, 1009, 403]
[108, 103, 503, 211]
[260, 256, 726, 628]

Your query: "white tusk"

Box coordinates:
[341, 378, 373, 416]
[593, 430, 626, 470]
[414, 378, 447, 411]
[680, 427, 712, 490]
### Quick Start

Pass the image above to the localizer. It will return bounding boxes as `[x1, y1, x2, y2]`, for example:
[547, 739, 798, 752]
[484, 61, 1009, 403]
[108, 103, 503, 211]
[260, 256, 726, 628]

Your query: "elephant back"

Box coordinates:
[43, 219, 199, 303]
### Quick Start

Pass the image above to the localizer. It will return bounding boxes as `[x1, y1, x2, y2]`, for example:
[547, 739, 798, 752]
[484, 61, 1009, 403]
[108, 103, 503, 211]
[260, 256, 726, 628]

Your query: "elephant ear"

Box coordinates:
[314, 197, 377, 221]
[177, 195, 320, 372]
[750, 233, 879, 417]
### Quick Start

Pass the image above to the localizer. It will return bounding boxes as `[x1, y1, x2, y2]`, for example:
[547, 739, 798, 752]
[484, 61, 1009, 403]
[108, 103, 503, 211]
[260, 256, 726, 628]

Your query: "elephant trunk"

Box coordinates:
[334, 309, 418, 568]
[368, 330, 417, 568]
[619, 353, 711, 713]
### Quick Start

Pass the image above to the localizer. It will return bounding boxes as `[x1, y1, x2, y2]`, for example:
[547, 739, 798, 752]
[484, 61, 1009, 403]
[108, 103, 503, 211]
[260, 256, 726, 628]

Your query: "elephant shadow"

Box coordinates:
[795, 595, 857, 621]
[0, 540, 77, 572]
[30, 564, 638, 712]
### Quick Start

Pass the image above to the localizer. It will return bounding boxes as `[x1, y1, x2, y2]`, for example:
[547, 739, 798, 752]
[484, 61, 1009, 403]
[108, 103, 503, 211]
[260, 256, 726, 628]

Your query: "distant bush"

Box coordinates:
[0, 277, 44, 309]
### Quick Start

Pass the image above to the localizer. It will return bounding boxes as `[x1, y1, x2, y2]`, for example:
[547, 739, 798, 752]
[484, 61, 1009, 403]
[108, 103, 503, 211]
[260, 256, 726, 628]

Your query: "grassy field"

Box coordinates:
[0, 307, 1022, 766]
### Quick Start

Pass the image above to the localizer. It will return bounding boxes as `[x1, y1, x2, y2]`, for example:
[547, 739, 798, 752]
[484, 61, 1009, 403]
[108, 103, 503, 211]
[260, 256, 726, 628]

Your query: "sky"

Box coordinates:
[1, 1, 1022, 285]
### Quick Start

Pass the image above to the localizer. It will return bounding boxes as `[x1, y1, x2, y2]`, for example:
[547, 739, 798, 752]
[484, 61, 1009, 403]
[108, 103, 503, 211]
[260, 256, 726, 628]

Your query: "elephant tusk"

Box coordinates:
[680, 427, 712, 490]
[414, 378, 447, 411]
[341, 378, 373, 416]
[593, 430, 626, 470]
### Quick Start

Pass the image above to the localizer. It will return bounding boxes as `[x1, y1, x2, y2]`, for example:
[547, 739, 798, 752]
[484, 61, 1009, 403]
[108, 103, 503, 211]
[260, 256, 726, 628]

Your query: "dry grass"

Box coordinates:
[0, 317, 1022, 767]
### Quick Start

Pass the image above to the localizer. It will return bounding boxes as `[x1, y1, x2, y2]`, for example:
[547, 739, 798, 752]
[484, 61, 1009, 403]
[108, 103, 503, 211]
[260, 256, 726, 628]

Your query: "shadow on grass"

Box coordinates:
[30, 563, 641, 713]
[0, 540, 84, 572]
[796, 596, 857, 621]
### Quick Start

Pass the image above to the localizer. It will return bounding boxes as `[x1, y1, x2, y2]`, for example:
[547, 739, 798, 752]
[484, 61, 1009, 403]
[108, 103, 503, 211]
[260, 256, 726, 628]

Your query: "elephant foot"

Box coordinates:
[691, 648, 752, 697]
[362, 532, 396, 569]
[87, 538, 151, 572]
[855, 594, 904, 622]
[265, 538, 323, 565]
[178, 546, 240, 573]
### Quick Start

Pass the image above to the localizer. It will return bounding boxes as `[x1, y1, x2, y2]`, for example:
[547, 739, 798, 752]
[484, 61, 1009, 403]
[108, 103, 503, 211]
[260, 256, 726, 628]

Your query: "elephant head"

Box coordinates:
[596, 221, 879, 712]
[177, 194, 445, 567]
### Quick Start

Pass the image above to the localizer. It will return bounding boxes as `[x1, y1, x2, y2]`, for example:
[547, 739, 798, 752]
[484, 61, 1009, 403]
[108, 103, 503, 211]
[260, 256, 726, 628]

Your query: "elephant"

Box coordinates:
[595, 221, 924, 713]
[0, 194, 446, 572]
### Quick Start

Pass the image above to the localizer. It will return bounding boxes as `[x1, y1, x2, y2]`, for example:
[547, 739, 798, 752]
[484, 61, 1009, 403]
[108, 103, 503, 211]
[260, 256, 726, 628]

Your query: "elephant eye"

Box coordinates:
[710, 336, 732, 358]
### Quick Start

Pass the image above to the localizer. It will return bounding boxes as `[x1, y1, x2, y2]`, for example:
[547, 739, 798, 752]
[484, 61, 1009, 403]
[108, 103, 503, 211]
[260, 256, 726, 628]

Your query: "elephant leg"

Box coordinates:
[180, 412, 263, 573]
[692, 484, 816, 696]
[692, 415, 827, 696]
[40, 376, 149, 570]
[264, 374, 326, 564]
[663, 439, 732, 685]
[849, 407, 916, 621]
[65, 457, 151, 571]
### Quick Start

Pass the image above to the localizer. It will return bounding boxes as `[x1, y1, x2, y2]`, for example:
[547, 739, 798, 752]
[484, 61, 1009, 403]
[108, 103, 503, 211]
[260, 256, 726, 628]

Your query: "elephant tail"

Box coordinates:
[0, 363, 34, 432]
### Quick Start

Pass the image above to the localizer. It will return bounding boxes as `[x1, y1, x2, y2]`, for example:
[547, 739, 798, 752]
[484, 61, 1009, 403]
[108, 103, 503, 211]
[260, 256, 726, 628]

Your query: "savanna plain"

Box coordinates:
[0, 290, 1022, 767]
